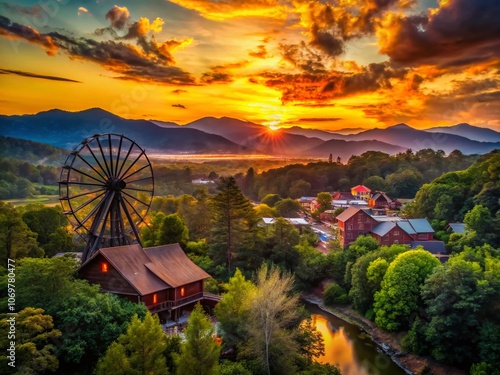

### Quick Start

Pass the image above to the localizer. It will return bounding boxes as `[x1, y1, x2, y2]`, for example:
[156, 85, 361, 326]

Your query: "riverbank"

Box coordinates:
[303, 294, 467, 375]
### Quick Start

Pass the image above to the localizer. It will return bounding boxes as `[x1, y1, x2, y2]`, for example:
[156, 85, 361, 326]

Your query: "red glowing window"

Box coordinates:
[180, 287, 185, 297]
[153, 293, 158, 304]
[101, 263, 108, 272]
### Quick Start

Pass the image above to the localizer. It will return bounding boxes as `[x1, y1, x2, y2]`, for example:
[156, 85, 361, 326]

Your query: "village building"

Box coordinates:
[261, 217, 309, 232]
[336, 206, 435, 248]
[369, 192, 402, 210]
[79, 243, 219, 322]
[446, 222, 467, 234]
[351, 185, 372, 202]
[410, 241, 449, 263]
[332, 191, 357, 201]
[297, 196, 318, 212]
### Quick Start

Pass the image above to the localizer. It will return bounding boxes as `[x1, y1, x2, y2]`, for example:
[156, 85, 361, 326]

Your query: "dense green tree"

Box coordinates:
[0, 307, 61, 374]
[465, 204, 495, 239]
[175, 303, 220, 375]
[289, 179, 312, 199]
[156, 213, 190, 248]
[254, 203, 276, 218]
[296, 318, 325, 364]
[417, 259, 486, 365]
[323, 283, 349, 305]
[219, 361, 253, 375]
[21, 204, 66, 247]
[150, 195, 179, 214]
[385, 169, 423, 198]
[209, 177, 260, 272]
[363, 175, 388, 192]
[263, 218, 301, 270]
[56, 284, 148, 371]
[96, 313, 168, 375]
[341, 235, 380, 289]
[140, 211, 166, 247]
[294, 241, 327, 290]
[215, 269, 256, 349]
[470, 362, 500, 375]
[298, 362, 342, 375]
[316, 192, 332, 213]
[261, 194, 282, 207]
[349, 245, 408, 316]
[374, 250, 441, 331]
[405, 247, 500, 368]
[274, 198, 302, 218]
[176, 194, 212, 240]
[16, 256, 78, 311]
[0, 202, 42, 260]
[479, 320, 500, 369]
[244, 264, 300, 375]
[43, 227, 74, 257]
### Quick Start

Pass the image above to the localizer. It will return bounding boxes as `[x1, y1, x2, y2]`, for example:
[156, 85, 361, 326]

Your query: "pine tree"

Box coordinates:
[175, 303, 220, 375]
[209, 177, 259, 272]
[96, 312, 168, 375]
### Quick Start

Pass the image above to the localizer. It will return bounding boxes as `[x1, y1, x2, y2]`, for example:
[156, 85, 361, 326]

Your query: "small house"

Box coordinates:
[351, 185, 371, 202]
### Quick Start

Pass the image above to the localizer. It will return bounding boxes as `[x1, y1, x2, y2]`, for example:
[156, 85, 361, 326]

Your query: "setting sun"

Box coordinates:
[267, 121, 281, 131]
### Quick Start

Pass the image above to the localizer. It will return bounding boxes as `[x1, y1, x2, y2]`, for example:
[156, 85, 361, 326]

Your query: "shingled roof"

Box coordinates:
[145, 244, 211, 288]
[82, 243, 210, 295]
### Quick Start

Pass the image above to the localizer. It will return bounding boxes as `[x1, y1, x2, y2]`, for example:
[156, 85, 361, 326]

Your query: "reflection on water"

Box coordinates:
[306, 303, 406, 375]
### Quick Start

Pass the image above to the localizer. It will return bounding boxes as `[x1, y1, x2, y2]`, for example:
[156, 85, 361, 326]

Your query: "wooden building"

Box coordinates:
[79, 243, 216, 321]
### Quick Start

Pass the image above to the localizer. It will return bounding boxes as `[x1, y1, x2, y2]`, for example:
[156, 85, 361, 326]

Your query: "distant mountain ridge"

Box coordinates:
[424, 123, 500, 143]
[0, 108, 498, 157]
[348, 123, 500, 155]
[0, 109, 247, 154]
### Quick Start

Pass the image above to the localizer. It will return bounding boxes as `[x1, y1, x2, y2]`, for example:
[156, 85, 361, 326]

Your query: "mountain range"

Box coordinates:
[0, 108, 499, 159]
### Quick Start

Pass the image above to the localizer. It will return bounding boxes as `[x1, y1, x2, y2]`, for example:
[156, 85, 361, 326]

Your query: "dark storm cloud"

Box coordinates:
[380, 0, 500, 68]
[172, 103, 186, 109]
[0, 68, 80, 82]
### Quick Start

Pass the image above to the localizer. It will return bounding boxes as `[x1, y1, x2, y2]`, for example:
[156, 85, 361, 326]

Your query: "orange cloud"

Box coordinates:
[0, 16, 58, 56]
[168, 0, 288, 21]
[0, 14, 195, 85]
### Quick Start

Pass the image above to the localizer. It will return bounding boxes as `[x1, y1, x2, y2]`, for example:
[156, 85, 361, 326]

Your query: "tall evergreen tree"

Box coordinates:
[156, 213, 189, 248]
[96, 313, 168, 375]
[209, 177, 259, 272]
[175, 303, 220, 375]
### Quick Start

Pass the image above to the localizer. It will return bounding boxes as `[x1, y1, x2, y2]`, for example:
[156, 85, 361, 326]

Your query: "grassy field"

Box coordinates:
[3, 195, 60, 207]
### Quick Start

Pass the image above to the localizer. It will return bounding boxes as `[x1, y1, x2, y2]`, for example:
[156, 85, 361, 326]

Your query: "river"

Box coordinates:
[305, 303, 407, 375]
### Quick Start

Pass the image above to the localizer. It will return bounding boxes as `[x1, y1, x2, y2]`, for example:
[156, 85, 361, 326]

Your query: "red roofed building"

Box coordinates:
[79, 243, 218, 322]
[335, 207, 435, 247]
[351, 185, 371, 202]
[336, 206, 379, 246]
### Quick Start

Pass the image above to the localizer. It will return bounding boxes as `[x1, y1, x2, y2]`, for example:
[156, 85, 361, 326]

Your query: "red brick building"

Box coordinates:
[336, 206, 379, 246]
[336, 207, 434, 247]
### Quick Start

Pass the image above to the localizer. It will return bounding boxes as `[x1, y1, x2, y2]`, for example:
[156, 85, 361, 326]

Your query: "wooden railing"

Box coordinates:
[149, 292, 204, 313]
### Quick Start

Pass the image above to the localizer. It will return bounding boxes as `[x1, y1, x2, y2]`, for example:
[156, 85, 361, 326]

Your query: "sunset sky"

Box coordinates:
[1, 0, 499, 131]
